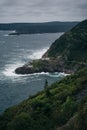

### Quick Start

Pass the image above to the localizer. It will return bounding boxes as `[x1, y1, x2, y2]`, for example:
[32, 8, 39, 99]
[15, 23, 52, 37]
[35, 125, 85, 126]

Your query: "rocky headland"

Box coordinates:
[15, 19, 87, 75]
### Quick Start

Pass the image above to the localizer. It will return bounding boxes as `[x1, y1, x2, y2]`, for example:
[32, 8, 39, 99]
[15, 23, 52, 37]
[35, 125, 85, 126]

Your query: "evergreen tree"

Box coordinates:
[44, 79, 51, 98]
[44, 79, 48, 89]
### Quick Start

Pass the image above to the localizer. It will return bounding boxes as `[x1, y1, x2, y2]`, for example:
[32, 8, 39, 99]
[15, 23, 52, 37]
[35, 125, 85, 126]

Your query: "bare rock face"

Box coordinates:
[15, 66, 35, 74]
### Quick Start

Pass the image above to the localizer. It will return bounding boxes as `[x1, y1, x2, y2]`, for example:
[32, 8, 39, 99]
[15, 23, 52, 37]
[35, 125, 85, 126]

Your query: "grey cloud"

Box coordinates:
[0, 0, 18, 7]
[0, 0, 87, 23]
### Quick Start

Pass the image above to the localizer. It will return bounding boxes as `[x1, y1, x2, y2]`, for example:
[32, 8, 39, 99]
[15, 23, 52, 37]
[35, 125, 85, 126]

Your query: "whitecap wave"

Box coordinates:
[48, 72, 69, 78]
[27, 72, 69, 78]
[2, 47, 48, 77]
[2, 62, 25, 77]
[60, 72, 70, 76]
[28, 48, 48, 59]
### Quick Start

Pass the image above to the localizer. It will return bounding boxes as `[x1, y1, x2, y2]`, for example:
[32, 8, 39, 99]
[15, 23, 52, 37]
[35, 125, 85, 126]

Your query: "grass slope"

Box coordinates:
[0, 67, 87, 130]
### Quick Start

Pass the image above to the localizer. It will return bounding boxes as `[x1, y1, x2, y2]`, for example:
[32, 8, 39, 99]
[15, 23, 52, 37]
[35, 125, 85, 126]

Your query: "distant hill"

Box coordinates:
[0, 22, 78, 34]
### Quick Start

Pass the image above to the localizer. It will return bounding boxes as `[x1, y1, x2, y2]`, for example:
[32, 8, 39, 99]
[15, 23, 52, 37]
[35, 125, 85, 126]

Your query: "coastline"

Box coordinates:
[15, 58, 76, 75]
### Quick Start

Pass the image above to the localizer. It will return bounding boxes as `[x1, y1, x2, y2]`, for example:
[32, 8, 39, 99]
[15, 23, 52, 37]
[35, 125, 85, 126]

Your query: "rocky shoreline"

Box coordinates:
[15, 58, 79, 75]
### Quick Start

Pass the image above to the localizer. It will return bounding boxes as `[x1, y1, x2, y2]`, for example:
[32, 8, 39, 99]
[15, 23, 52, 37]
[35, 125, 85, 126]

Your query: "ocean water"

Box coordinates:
[0, 31, 64, 113]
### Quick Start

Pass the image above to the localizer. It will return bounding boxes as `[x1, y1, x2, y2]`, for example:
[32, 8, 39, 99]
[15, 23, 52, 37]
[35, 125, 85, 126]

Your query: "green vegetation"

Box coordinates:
[43, 19, 87, 70]
[0, 67, 87, 130]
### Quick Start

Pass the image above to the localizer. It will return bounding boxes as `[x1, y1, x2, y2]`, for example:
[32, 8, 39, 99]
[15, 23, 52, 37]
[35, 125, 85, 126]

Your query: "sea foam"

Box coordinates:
[27, 48, 48, 60]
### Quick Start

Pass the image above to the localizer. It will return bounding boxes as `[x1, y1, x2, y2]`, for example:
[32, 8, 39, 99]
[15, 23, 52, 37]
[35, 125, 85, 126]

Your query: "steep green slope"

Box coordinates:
[44, 19, 87, 62]
[56, 100, 87, 130]
[0, 67, 87, 130]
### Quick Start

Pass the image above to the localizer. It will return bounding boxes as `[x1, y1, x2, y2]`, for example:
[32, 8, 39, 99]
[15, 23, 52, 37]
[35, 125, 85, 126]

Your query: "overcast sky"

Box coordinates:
[0, 0, 87, 23]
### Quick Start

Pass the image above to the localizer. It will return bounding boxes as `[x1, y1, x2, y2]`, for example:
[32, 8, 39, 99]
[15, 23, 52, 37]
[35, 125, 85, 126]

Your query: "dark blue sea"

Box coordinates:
[0, 31, 65, 113]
